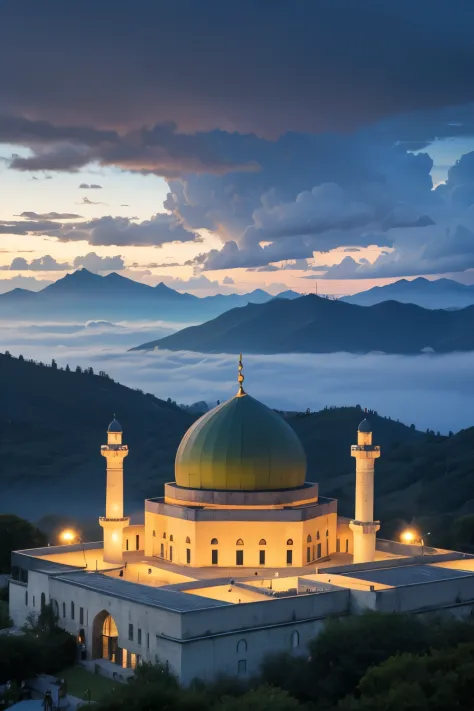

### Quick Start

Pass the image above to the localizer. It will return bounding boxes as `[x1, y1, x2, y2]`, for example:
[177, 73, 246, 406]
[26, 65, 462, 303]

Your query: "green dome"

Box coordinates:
[175, 393, 307, 491]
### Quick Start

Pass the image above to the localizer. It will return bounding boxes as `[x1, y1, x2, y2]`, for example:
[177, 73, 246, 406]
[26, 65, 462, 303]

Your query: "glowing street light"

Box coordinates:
[401, 530, 416, 544]
[60, 529, 78, 544]
[400, 529, 430, 555]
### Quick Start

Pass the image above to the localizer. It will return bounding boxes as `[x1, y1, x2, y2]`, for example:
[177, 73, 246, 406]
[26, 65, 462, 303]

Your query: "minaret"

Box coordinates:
[99, 418, 129, 564]
[349, 418, 381, 564]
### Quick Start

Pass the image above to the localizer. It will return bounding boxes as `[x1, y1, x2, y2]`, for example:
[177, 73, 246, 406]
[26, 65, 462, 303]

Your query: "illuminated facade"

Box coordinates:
[24, 358, 474, 687]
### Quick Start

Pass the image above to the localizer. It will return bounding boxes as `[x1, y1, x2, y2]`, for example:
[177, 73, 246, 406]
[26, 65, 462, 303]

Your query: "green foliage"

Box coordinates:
[341, 643, 474, 711]
[215, 685, 302, 711]
[259, 612, 474, 708]
[0, 604, 75, 683]
[0, 515, 46, 573]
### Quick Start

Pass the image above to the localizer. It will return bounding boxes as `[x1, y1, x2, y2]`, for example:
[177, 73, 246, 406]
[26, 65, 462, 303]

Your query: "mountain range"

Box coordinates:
[132, 294, 474, 355]
[1, 352, 473, 548]
[0, 269, 300, 323]
[343, 277, 474, 309]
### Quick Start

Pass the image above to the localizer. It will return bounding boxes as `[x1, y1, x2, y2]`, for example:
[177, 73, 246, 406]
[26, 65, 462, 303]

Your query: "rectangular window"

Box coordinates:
[345, 539, 349, 553]
[317, 543, 322, 559]
[306, 546, 311, 563]
[62, 602, 66, 618]
[71, 601, 75, 620]
[160, 543, 164, 557]
[147, 633, 150, 649]
[136, 534, 140, 551]
[169, 546, 173, 562]
[25, 591, 28, 606]
[33, 596, 35, 608]
[336, 538, 341, 553]
[286, 550, 293, 566]
[186, 548, 191, 564]
[126, 539, 129, 551]
[211, 549, 218, 565]
[236, 550, 244, 566]
[128, 623, 133, 641]
[238, 659, 247, 675]
[326, 540, 329, 556]
[259, 550, 265, 565]
[79, 607, 84, 624]
[138, 628, 142, 645]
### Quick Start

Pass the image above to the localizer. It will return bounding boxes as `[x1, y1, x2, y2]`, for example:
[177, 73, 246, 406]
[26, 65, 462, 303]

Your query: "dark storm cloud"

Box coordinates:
[2, 115, 258, 176]
[1, 1, 474, 137]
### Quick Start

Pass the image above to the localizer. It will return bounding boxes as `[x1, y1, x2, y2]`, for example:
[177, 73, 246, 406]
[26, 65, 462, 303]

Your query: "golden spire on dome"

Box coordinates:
[237, 353, 246, 397]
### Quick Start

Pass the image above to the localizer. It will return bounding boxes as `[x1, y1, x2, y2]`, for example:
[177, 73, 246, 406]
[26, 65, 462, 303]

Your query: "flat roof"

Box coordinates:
[55, 572, 232, 613]
[345, 564, 474, 587]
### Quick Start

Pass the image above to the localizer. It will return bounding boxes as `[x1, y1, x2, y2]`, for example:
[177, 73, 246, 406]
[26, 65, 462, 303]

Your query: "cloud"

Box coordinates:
[72, 253, 125, 272]
[18, 211, 81, 220]
[1, 316, 473, 433]
[79, 183, 102, 189]
[3, 116, 258, 177]
[320, 220, 474, 279]
[2, 2, 474, 138]
[0, 276, 52, 293]
[59, 214, 199, 247]
[157, 273, 233, 293]
[79, 196, 107, 206]
[222, 276, 234, 285]
[0, 255, 71, 271]
[0, 213, 199, 247]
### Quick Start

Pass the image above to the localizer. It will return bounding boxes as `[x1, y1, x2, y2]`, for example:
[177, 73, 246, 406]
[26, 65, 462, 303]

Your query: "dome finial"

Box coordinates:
[237, 353, 246, 397]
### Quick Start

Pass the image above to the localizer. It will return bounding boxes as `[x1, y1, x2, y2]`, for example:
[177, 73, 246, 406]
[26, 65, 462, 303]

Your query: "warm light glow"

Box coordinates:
[401, 530, 416, 544]
[60, 529, 77, 544]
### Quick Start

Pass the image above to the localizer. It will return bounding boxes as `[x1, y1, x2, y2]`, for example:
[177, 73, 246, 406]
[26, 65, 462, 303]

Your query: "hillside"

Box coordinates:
[2, 352, 473, 539]
[0, 269, 299, 323]
[343, 277, 474, 309]
[0, 352, 194, 519]
[133, 294, 474, 354]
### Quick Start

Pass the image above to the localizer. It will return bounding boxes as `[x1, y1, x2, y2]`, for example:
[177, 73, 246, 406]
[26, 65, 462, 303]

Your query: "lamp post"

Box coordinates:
[400, 529, 431, 555]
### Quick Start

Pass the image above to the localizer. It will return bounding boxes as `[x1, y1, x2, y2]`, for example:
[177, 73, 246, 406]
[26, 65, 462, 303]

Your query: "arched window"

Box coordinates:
[236, 539, 244, 546]
[237, 639, 247, 654]
[152, 530, 156, 537]
[185, 536, 191, 544]
[211, 538, 219, 545]
[290, 630, 299, 648]
[307, 534, 312, 543]
[325, 529, 329, 537]
[316, 530, 320, 540]
[259, 539, 266, 545]
[163, 532, 167, 539]
[40, 592, 46, 611]
[286, 539, 294, 546]
[170, 535, 174, 542]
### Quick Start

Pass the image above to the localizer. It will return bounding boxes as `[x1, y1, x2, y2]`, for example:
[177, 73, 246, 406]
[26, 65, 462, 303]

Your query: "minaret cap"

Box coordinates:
[236, 353, 246, 397]
[108, 416, 122, 433]
[358, 418, 372, 433]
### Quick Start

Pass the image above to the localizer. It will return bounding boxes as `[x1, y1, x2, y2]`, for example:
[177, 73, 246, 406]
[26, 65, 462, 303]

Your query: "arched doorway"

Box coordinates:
[92, 610, 138, 669]
[92, 611, 119, 662]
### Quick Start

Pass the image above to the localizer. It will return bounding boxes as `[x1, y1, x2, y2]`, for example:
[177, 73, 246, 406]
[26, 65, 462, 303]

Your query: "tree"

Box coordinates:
[0, 515, 47, 573]
[341, 643, 474, 711]
[65, 364, 70, 373]
[216, 686, 302, 711]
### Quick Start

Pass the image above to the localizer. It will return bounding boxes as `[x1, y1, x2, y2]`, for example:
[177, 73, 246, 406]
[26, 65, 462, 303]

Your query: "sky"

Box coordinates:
[2, 1, 474, 296]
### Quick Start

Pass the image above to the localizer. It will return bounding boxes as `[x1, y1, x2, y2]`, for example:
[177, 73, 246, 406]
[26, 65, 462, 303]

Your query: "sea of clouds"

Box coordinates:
[1, 319, 473, 434]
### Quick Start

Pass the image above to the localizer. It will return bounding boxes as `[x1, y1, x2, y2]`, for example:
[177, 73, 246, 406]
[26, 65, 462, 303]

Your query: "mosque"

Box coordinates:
[9, 358, 474, 684]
